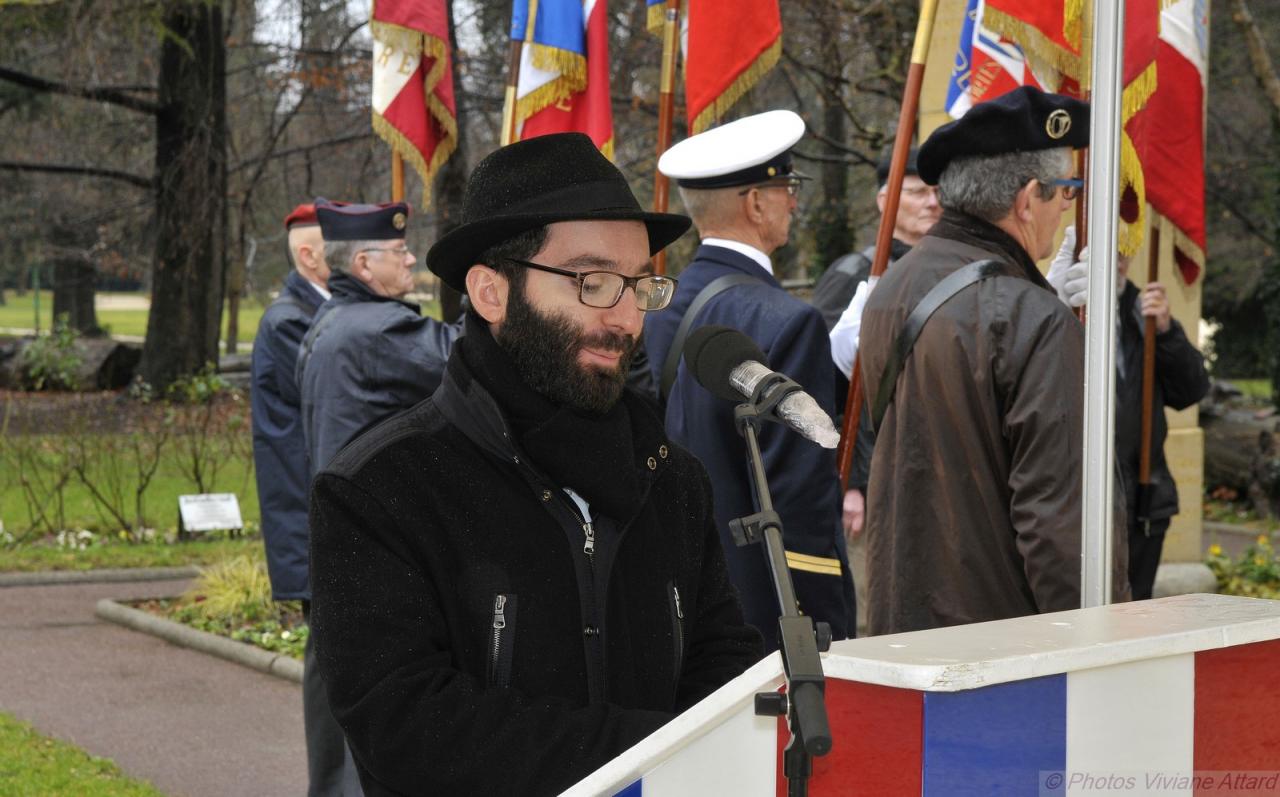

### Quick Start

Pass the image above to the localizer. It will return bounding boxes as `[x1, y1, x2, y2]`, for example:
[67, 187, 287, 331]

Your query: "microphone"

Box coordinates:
[683, 325, 841, 449]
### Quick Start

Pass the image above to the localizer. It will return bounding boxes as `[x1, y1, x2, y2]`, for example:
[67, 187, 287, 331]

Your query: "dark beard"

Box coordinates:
[495, 286, 636, 415]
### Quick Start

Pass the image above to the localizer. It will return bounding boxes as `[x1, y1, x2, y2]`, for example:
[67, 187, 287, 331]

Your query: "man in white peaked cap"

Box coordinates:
[644, 110, 856, 651]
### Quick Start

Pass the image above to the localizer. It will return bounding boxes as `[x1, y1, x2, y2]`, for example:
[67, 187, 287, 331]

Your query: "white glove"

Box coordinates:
[1045, 226, 1089, 308]
[830, 276, 877, 379]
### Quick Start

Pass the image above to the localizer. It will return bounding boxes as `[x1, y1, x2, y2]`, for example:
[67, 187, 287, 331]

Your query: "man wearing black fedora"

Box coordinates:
[307, 133, 763, 796]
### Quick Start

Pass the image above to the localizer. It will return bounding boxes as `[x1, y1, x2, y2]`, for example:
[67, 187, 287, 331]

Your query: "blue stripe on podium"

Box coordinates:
[922, 674, 1066, 795]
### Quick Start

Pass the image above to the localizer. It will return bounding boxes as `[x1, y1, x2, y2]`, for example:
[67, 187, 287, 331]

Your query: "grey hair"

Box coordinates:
[322, 239, 383, 271]
[677, 185, 742, 232]
[936, 147, 1073, 223]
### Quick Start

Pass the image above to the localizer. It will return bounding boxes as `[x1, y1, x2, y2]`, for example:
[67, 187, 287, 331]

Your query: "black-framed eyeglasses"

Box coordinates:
[505, 259, 678, 311]
[737, 178, 802, 197]
[1046, 178, 1084, 201]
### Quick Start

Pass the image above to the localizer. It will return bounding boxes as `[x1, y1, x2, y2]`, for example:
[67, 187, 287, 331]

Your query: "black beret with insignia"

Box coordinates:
[315, 199, 411, 242]
[917, 87, 1089, 185]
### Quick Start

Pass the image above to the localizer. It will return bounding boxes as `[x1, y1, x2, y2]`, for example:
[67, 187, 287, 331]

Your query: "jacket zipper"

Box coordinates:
[563, 489, 605, 703]
[668, 581, 685, 681]
[488, 593, 516, 688]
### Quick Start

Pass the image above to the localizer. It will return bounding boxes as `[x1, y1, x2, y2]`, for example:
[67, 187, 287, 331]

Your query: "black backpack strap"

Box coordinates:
[660, 273, 761, 400]
[871, 259, 1005, 433]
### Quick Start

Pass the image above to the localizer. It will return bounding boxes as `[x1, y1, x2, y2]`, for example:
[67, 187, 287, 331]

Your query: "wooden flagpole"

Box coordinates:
[391, 151, 405, 202]
[503, 2, 539, 147]
[651, 0, 681, 276]
[836, 0, 940, 487]
[1137, 223, 1160, 514]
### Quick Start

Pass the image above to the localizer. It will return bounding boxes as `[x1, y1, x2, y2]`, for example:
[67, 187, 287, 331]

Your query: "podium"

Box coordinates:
[563, 594, 1280, 796]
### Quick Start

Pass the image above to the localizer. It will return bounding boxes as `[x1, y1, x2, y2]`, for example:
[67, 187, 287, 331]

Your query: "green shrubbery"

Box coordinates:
[158, 554, 306, 660]
[1206, 535, 1280, 599]
[20, 315, 82, 391]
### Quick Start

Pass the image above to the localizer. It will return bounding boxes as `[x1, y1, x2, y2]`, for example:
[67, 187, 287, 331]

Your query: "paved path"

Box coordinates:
[0, 578, 305, 796]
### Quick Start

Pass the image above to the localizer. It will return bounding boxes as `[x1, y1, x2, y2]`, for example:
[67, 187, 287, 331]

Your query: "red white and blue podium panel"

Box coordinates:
[563, 594, 1280, 796]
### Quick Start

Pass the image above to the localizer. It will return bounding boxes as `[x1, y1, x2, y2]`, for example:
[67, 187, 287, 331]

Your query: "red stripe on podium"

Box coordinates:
[776, 679, 923, 795]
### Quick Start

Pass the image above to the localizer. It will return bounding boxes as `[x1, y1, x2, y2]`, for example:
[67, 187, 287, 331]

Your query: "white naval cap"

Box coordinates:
[658, 110, 810, 189]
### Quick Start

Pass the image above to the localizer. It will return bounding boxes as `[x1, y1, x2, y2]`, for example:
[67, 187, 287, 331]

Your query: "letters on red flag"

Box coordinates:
[684, 0, 781, 133]
[371, 0, 457, 207]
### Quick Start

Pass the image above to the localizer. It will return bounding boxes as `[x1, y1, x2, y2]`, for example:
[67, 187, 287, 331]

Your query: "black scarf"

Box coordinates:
[457, 312, 643, 520]
[931, 208, 1053, 290]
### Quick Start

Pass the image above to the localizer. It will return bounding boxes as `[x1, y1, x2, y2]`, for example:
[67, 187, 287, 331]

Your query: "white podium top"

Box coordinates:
[824, 593, 1280, 692]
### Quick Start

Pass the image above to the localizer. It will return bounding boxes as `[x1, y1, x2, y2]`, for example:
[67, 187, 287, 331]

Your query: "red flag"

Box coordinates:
[982, 0, 1083, 85]
[684, 0, 781, 134]
[371, 0, 457, 207]
[1143, 0, 1208, 284]
[519, 0, 614, 158]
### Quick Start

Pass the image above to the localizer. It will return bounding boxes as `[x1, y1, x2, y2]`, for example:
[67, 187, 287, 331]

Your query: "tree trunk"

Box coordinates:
[436, 0, 468, 324]
[50, 253, 100, 335]
[812, 9, 852, 277]
[139, 0, 228, 390]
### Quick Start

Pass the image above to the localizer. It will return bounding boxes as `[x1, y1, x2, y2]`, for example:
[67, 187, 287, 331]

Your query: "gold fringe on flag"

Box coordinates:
[1063, 0, 1084, 52]
[689, 36, 781, 134]
[647, 2, 664, 34]
[529, 43, 589, 86]
[1118, 130, 1146, 258]
[982, 5, 1083, 82]
[600, 136, 615, 162]
[1122, 61, 1158, 122]
[371, 18, 458, 208]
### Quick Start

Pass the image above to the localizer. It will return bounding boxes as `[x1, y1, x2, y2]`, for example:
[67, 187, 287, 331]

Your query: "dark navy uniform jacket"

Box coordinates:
[251, 270, 326, 600]
[644, 243, 855, 649]
[297, 271, 462, 481]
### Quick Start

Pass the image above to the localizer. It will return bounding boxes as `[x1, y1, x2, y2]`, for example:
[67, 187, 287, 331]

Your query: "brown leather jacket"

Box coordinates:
[858, 210, 1128, 635]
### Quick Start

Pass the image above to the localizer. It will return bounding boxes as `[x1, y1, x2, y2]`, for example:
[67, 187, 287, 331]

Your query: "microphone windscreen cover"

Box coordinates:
[683, 325, 767, 403]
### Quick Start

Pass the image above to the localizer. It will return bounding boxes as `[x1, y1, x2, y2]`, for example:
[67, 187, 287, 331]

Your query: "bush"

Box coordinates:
[1206, 535, 1280, 599]
[20, 316, 82, 391]
[163, 554, 305, 659]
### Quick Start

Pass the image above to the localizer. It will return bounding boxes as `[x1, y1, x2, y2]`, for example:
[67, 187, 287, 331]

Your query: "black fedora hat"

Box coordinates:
[427, 133, 691, 292]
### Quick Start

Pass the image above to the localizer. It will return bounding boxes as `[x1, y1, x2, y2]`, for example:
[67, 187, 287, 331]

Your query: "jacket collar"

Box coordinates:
[434, 327, 675, 521]
[284, 270, 326, 311]
[694, 243, 782, 288]
[931, 209, 1052, 290]
[328, 270, 420, 313]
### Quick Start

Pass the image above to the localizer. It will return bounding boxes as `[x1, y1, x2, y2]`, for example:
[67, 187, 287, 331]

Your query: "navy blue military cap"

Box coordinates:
[315, 199, 411, 241]
[917, 86, 1089, 185]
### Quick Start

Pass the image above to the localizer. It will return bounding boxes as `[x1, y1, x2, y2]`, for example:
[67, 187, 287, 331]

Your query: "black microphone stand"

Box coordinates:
[727, 372, 833, 797]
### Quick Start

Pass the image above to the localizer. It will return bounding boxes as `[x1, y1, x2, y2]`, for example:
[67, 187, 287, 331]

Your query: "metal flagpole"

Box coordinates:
[1081, 0, 1124, 608]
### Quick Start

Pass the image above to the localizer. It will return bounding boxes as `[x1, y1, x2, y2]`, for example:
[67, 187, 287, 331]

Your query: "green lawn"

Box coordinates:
[1, 436, 259, 541]
[0, 712, 165, 796]
[0, 535, 261, 573]
[0, 290, 266, 345]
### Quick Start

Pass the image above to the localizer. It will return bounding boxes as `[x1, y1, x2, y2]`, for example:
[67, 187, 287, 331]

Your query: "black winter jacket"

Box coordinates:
[309, 336, 763, 796]
[1114, 279, 1210, 526]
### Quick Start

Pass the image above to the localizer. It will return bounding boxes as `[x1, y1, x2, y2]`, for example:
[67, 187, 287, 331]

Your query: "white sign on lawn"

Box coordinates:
[178, 493, 243, 534]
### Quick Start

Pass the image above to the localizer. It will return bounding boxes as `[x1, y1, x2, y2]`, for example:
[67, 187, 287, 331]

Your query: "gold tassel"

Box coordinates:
[982, 6, 1083, 81]
[690, 36, 781, 134]
[1118, 130, 1146, 258]
[599, 136, 615, 162]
